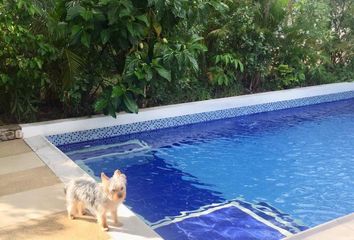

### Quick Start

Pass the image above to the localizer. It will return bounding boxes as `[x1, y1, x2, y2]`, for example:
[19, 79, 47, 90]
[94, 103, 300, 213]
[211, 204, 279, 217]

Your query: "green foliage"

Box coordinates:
[272, 64, 305, 89]
[0, 0, 353, 123]
[204, 1, 276, 92]
[208, 53, 244, 86]
[50, 0, 217, 118]
[94, 82, 141, 118]
[0, 1, 57, 122]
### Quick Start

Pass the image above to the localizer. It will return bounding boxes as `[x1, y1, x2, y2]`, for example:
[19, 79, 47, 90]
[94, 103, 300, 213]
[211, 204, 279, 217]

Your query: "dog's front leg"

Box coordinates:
[98, 211, 109, 231]
[111, 209, 123, 227]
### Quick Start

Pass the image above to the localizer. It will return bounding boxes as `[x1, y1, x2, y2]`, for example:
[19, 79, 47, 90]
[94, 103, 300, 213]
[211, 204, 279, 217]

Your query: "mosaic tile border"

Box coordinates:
[48, 91, 354, 146]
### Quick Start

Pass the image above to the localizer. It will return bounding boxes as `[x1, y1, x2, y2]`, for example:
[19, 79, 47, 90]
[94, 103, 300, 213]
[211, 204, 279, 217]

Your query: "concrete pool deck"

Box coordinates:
[0, 139, 110, 240]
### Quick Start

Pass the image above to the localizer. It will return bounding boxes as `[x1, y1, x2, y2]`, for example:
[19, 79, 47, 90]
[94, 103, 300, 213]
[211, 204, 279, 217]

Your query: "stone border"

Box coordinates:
[0, 124, 23, 141]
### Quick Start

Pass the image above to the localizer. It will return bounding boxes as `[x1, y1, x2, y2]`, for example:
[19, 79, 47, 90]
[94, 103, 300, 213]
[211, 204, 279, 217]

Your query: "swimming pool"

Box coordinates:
[55, 97, 354, 240]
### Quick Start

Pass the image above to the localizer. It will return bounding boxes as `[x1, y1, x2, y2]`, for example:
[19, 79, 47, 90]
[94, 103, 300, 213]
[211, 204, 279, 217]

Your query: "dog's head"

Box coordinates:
[101, 169, 127, 202]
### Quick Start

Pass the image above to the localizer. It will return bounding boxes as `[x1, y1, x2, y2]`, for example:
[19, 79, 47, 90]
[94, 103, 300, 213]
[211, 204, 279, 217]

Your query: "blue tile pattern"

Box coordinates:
[235, 200, 307, 234]
[48, 91, 354, 146]
[154, 205, 285, 240]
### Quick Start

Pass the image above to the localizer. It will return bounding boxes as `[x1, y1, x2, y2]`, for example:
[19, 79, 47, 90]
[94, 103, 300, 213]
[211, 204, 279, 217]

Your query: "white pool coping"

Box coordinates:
[284, 213, 354, 240]
[21, 82, 354, 240]
[21, 82, 354, 138]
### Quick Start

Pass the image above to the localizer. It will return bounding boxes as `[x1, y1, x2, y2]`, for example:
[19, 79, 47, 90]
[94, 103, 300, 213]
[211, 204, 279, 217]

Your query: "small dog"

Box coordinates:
[65, 169, 127, 231]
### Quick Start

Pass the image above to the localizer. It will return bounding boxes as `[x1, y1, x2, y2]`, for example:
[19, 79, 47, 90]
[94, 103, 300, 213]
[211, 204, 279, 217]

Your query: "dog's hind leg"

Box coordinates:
[67, 200, 78, 219]
[77, 201, 86, 216]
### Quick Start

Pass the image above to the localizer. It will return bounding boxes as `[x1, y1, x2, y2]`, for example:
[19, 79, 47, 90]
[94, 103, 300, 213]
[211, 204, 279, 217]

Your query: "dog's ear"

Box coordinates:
[114, 169, 121, 176]
[101, 172, 110, 186]
[120, 173, 127, 185]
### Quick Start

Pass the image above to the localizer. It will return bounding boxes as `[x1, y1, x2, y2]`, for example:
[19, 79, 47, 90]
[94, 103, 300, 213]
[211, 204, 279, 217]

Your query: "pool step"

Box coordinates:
[152, 200, 302, 240]
[236, 200, 308, 234]
[66, 139, 150, 161]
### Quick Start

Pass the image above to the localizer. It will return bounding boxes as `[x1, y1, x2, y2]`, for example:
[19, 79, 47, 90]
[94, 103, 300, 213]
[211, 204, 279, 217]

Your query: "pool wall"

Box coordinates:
[21, 82, 354, 146]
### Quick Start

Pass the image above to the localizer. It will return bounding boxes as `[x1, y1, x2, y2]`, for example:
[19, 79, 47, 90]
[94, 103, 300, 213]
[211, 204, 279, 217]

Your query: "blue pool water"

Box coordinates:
[58, 98, 354, 239]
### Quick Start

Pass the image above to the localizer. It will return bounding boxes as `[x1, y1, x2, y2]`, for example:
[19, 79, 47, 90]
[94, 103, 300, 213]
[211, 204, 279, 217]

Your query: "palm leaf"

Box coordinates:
[63, 49, 85, 88]
[206, 27, 229, 39]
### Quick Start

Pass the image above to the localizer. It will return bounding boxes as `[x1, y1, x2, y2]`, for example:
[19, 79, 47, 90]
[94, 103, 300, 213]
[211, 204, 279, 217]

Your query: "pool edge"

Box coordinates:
[21, 82, 354, 142]
[284, 213, 354, 240]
